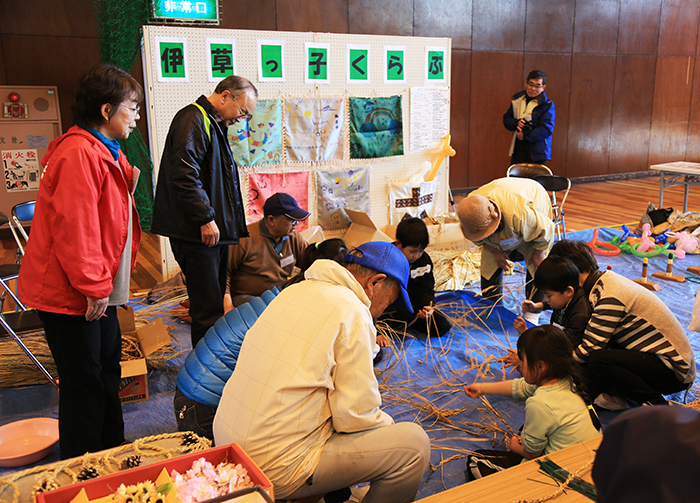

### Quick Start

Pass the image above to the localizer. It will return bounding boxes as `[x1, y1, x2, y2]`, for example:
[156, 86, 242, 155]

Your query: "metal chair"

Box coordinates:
[506, 163, 553, 179]
[0, 209, 57, 388]
[11, 200, 35, 258]
[534, 174, 571, 239]
[506, 164, 570, 239]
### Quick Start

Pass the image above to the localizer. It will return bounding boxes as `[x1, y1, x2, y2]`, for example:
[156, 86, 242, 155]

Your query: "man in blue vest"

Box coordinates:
[152, 76, 258, 347]
[503, 70, 555, 165]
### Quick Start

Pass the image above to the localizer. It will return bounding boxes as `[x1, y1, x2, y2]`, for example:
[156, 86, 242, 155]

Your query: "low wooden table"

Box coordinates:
[649, 161, 700, 212]
[416, 436, 601, 503]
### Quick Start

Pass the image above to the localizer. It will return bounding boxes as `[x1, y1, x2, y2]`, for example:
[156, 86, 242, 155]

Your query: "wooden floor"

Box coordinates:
[2, 175, 699, 299]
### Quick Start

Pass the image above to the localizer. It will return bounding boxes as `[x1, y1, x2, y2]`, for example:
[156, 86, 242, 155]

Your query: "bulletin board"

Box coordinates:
[141, 26, 452, 279]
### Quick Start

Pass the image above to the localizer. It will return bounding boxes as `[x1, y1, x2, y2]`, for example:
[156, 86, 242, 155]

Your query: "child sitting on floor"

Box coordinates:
[378, 217, 452, 342]
[464, 325, 601, 480]
[513, 255, 592, 347]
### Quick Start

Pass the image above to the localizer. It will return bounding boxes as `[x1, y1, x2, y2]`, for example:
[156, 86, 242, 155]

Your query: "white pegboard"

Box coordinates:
[142, 26, 451, 279]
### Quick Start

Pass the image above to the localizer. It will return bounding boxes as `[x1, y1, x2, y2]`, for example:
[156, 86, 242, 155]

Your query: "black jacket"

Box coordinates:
[407, 252, 436, 312]
[152, 95, 248, 244]
[549, 286, 592, 347]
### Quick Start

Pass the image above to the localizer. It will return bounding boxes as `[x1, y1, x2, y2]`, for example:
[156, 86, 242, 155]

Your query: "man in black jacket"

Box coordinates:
[152, 76, 257, 347]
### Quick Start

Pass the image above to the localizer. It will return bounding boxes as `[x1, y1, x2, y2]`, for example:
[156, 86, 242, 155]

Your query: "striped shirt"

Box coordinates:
[575, 270, 696, 385]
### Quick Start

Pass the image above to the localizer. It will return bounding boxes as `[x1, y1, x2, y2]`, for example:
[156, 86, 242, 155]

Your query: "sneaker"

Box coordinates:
[594, 393, 629, 411]
[523, 311, 540, 325]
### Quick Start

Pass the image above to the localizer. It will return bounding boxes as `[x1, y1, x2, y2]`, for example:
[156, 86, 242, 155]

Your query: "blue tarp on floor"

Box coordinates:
[2, 227, 699, 500]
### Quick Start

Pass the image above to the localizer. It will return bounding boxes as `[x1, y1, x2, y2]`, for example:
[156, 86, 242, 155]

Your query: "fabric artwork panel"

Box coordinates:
[315, 167, 370, 230]
[248, 171, 310, 232]
[388, 180, 438, 225]
[284, 97, 345, 162]
[229, 98, 283, 167]
[349, 95, 404, 159]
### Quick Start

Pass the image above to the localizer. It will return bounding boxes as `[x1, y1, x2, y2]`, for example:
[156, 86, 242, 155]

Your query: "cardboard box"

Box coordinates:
[343, 209, 393, 249]
[117, 306, 170, 403]
[35, 443, 274, 503]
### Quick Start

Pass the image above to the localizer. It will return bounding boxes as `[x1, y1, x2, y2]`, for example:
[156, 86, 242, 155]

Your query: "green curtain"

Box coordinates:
[94, 0, 154, 231]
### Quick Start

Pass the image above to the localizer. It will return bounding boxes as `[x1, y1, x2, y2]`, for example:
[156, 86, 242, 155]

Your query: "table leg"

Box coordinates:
[684, 180, 689, 212]
[659, 171, 665, 208]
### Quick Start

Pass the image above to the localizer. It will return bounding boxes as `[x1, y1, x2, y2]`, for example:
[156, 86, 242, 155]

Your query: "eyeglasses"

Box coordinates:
[525, 81, 544, 90]
[121, 104, 140, 115]
[233, 98, 253, 123]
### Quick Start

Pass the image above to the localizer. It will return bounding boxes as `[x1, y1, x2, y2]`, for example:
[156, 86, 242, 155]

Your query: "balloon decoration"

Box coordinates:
[587, 228, 621, 256]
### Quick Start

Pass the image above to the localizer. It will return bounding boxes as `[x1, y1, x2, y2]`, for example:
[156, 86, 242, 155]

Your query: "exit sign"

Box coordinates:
[151, 0, 219, 24]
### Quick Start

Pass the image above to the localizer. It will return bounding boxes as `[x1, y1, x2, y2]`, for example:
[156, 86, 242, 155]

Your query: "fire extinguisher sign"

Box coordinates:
[2, 149, 40, 192]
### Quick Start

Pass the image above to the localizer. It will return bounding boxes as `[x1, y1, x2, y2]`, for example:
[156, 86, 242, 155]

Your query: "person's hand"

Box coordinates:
[201, 221, 220, 247]
[417, 306, 434, 319]
[509, 434, 523, 454]
[131, 166, 141, 194]
[513, 316, 527, 335]
[86, 296, 109, 322]
[528, 249, 547, 270]
[521, 300, 542, 314]
[464, 384, 483, 398]
[223, 293, 234, 314]
[376, 333, 390, 348]
[492, 249, 511, 271]
[503, 348, 522, 374]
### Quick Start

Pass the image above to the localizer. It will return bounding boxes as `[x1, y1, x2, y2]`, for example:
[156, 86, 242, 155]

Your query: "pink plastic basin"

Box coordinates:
[0, 418, 59, 467]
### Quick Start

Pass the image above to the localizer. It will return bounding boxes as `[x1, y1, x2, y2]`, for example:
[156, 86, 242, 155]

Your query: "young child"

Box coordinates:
[464, 325, 601, 480]
[378, 217, 452, 339]
[513, 255, 592, 347]
[284, 238, 349, 288]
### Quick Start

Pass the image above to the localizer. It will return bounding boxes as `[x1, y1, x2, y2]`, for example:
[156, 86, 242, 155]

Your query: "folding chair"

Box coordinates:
[11, 200, 35, 259]
[534, 174, 572, 239]
[0, 210, 58, 388]
[506, 163, 553, 178]
[506, 164, 571, 239]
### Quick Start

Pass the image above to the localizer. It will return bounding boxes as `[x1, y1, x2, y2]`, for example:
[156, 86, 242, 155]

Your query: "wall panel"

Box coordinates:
[609, 56, 655, 174]
[686, 56, 700, 161]
[0, 37, 5, 86]
[468, 51, 522, 186]
[573, 0, 620, 54]
[566, 55, 616, 178]
[277, 0, 348, 33]
[348, 0, 413, 36]
[450, 49, 471, 189]
[658, 0, 700, 56]
[649, 56, 694, 165]
[525, 0, 575, 54]
[415, 0, 472, 50]
[523, 53, 571, 176]
[219, 0, 277, 30]
[2, 35, 101, 133]
[472, 0, 525, 52]
[0, 0, 97, 38]
[617, 0, 662, 55]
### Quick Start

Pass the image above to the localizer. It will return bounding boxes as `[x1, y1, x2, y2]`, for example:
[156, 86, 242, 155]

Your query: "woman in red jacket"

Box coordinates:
[18, 64, 143, 459]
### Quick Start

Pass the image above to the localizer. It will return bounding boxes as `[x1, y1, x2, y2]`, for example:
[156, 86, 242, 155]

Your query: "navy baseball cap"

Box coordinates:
[344, 241, 413, 313]
[263, 192, 310, 221]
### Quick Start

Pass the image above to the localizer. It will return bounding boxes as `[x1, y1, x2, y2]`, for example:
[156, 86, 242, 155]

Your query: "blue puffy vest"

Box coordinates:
[176, 288, 279, 407]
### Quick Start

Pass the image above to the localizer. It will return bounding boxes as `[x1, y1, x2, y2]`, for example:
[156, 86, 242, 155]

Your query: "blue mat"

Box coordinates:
[1, 227, 699, 501]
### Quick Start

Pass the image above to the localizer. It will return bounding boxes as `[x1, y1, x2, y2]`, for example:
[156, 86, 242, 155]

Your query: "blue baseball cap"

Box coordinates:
[344, 241, 413, 313]
[263, 192, 310, 221]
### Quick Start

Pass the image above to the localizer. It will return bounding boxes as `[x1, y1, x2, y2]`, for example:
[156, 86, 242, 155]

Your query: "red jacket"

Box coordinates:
[18, 126, 142, 315]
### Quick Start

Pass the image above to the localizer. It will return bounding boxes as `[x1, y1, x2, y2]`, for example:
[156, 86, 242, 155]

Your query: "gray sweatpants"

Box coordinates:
[282, 422, 431, 503]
